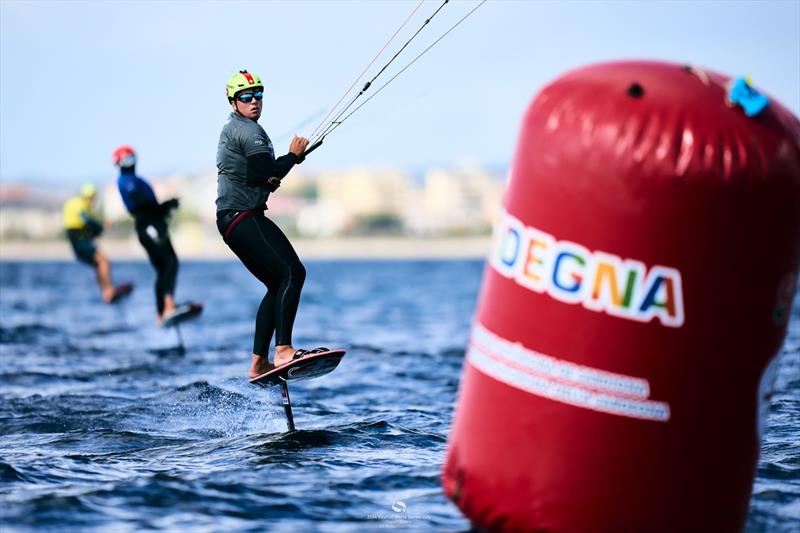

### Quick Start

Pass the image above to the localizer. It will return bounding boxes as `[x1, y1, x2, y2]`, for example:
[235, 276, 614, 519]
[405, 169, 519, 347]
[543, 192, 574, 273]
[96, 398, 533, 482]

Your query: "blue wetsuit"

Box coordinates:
[118, 170, 159, 216]
[117, 169, 179, 315]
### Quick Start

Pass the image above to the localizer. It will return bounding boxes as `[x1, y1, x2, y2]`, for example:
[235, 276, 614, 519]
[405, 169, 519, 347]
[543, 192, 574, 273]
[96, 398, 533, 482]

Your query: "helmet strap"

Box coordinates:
[230, 99, 243, 116]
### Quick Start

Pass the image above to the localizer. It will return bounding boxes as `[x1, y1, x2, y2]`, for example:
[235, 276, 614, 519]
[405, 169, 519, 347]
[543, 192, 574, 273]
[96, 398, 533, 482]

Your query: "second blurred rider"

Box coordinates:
[113, 145, 183, 324]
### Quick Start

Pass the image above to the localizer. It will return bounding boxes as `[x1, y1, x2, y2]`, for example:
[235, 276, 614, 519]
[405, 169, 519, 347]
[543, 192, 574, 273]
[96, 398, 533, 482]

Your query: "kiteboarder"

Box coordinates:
[215, 69, 327, 379]
[62, 183, 132, 303]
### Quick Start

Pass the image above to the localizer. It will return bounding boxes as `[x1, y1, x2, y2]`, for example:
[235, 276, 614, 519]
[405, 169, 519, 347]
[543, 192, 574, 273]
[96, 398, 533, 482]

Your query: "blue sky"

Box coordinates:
[1, 0, 798, 186]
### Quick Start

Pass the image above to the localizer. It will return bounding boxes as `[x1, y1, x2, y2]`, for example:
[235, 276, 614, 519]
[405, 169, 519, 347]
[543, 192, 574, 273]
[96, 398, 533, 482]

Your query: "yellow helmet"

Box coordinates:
[226, 70, 263, 101]
[80, 182, 97, 198]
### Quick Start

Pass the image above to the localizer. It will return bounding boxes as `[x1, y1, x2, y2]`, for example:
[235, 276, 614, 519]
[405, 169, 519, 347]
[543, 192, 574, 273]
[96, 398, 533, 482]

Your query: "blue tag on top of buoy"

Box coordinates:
[728, 76, 769, 117]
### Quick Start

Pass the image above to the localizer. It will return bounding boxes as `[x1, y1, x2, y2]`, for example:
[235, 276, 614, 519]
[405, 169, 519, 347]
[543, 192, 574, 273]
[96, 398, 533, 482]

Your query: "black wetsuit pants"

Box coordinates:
[135, 218, 178, 316]
[217, 211, 305, 357]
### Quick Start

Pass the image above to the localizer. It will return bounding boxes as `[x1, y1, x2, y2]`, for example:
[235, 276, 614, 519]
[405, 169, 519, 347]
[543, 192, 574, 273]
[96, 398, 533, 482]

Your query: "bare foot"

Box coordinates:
[273, 345, 297, 368]
[248, 354, 274, 379]
[102, 287, 115, 303]
[162, 295, 176, 317]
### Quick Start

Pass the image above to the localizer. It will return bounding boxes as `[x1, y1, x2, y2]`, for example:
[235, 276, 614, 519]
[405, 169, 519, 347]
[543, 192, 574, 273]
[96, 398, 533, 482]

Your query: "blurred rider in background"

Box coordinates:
[62, 183, 130, 303]
[113, 145, 185, 324]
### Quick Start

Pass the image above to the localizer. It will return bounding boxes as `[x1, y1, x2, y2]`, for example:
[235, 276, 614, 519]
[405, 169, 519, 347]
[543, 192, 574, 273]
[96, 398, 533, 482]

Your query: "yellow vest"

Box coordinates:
[62, 196, 93, 230]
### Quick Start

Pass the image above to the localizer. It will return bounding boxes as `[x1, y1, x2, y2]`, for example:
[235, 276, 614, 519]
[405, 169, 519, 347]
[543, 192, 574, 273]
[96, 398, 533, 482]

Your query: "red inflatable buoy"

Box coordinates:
[443, 61, 800, 532]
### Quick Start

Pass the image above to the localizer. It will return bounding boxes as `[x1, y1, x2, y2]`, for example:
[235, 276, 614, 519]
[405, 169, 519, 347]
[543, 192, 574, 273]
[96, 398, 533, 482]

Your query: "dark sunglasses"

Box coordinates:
[236, 91, 264, 103]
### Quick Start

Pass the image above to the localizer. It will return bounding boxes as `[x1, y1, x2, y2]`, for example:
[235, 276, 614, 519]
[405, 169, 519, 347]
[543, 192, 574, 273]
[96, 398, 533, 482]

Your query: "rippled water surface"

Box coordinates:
[1, 260, 798, 532]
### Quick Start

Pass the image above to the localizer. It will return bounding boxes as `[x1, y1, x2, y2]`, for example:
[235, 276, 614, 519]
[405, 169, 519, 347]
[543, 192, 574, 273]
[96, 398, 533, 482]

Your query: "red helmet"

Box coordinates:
[113, 145, 136, 167]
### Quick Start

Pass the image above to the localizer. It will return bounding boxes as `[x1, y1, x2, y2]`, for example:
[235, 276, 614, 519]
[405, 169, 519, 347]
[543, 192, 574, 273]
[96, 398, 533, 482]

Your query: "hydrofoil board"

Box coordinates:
[249, 349, 346, 388]
[162, 302, 203, 328]
[109, 282, 134, 304]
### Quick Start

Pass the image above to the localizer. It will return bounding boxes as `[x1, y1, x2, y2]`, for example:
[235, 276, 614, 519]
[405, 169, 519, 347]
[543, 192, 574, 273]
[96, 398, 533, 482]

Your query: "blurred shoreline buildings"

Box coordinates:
[0, 163, 506, 248]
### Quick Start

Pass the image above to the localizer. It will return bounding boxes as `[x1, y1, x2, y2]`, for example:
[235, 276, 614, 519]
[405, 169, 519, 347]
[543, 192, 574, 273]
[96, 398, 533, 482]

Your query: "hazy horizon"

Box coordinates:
[2, 0, 799, 186]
